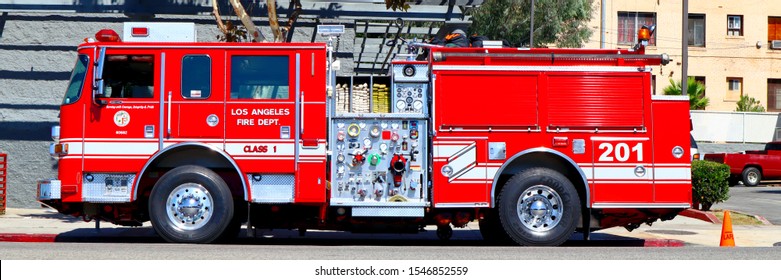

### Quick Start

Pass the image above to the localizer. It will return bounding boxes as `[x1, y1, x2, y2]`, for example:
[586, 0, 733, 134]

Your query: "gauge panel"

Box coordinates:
[391, 83, 428, 114]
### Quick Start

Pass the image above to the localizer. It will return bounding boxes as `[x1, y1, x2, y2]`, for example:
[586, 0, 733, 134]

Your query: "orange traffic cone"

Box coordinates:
[720, 210, 735, 247]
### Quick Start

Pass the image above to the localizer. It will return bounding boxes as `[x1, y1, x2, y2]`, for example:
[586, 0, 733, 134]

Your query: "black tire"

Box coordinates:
[479, 209, 513, 245]
[497, 167, 581, 246]
[149, 165, 234, 243]
[742, 167, 761, 187]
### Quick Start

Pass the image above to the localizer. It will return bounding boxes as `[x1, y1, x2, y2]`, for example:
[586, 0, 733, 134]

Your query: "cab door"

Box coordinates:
[85, 48, 162, 173]
[223, 50, 326, 203]
[164, 51, 225, 143]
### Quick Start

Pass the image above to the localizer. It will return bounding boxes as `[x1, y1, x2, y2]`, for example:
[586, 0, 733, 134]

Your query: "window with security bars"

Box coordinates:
[726, 78, 742, 101]
[728, 15, 743, 36]
[617, 12, 656, 46]
[770, 17, 781, 41]
[689, 14, 706, 47]
[768, 79, 781, 112]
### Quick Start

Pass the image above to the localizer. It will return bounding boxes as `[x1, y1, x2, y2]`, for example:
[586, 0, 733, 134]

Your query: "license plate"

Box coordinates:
[104, 177, 129, 196]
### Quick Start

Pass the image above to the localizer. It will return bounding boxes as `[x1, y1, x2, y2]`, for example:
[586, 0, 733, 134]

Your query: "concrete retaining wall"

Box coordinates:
[691, 111, 781, 144]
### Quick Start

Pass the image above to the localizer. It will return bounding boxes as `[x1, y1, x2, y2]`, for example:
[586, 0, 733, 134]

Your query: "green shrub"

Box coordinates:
[691, 160, 730, 211]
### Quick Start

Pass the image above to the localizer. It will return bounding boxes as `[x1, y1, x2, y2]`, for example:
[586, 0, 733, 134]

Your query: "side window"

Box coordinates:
[181, 55, 211, 99]
[230, 56, 289, 100]
[62, 54, 89, 105]
[102, 55, 155, 98]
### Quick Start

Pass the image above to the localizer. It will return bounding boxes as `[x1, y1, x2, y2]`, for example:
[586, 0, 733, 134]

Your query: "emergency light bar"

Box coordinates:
[95, 29, 121, 42]
[122, 22, 196, 42]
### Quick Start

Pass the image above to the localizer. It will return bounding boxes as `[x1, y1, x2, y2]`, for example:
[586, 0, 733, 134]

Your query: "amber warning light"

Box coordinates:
[95, 29, 121, 42]
[637, 25, 655, 46]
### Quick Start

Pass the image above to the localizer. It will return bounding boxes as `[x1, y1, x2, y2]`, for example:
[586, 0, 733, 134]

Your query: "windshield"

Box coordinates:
[765, 143, 781, 151]
[62, 55, 89, 105]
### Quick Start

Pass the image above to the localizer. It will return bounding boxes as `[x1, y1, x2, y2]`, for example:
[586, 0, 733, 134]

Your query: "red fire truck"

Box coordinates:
[37, 23, 691, 246]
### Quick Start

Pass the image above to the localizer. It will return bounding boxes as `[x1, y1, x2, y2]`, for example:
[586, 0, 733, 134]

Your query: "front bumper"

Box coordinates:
[37, 179, 61, 200]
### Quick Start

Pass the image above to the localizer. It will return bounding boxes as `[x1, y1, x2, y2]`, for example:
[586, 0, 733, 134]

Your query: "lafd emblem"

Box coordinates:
[114, 110, 130, 127]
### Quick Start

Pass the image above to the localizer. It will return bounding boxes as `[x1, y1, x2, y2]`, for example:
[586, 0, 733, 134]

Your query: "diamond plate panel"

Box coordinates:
[249, 174, 295, 203]
[82, 174, 134, 203]
[37, 180, 61, 200]
[352, 206, 424, 217]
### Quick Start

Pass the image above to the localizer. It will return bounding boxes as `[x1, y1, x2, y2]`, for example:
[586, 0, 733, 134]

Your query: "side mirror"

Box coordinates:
[93, 47, 107, 105]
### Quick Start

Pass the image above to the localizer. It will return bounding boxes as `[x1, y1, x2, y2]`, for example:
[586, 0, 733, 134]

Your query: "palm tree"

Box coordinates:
[663, 77, 709, 110]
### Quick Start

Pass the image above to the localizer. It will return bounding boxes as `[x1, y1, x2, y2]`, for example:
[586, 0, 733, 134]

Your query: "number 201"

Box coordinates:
[598, 142, 643, 162]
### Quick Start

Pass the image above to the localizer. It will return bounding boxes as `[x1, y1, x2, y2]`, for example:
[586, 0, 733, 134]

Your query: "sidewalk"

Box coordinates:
[596, 211, 781, 247]
[1, 207, 780, 246]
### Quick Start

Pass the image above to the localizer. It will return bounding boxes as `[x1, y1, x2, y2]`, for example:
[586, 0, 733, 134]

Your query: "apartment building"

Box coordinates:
[585, 0, 781, 111]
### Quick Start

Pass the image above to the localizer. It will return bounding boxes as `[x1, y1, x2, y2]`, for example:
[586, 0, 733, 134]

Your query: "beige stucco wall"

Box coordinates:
[584, 0, 781, 111]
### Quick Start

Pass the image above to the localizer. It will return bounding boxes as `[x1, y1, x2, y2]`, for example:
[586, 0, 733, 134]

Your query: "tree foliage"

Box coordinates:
[469, 0, 594, 47]
[212, 0, 303, 42]
[663, 77, 709, 110]
[691, 160, 730, 211]
[735, 95, 765, 112]
[385, 0, 411, 11]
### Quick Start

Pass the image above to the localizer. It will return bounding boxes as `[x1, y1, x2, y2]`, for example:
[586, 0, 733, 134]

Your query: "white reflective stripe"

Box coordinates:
[579, 166, 690, 181]
[434, 144, 469, 158]
[486, 166, 500, 179]
[593, 203, 690, 208]
[588, 180, 653, 184]
[84, 142, 158, 155]
[448, 142, 477, 162]
[653, 163, 691, 167]
[593, 166, 652, 180]
[654, 167, 692, 180]
[83, 156, 150, 160]
[584, 163, 652, 167]
[61, 141, 83, 154]
[651, 95, 689, 101]
[447, 145, 476, 177]
[432, 65, 649, 72]
[452, 164, 484, 180]
[655, 181, 691, 184]
[450, 181, 491, 184]
[580, 167, 594, 180]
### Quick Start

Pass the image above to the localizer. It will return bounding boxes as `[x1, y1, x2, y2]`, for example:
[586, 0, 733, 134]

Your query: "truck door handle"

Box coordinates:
[300, 91, 304, 135]
[167, 91, 172, 137]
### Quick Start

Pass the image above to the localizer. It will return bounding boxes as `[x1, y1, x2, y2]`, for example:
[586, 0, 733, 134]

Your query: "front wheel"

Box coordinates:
[149, 165, 234, 243]
[742, 167, 761, 187]
[498, 167, 581, 246]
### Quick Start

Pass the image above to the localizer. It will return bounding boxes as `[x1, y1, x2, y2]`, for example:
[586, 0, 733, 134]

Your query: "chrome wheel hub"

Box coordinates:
[166, 183, 213, 230]
[748, 172, 758, 183]
[517, 185, 563, 232]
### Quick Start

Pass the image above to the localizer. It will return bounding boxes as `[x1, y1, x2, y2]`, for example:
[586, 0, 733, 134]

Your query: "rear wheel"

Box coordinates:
[149, 165, 234, 243]
[742, 167, 761, 186]
[498, 167, 580, 246]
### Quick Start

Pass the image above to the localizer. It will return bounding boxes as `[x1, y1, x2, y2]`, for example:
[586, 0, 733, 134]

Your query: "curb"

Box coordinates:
[643, 238, 685, 247]
[680, 209, 721, 223]
[0, 233, 56, 243]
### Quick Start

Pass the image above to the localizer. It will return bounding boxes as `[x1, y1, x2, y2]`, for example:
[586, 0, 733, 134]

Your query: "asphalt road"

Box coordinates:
[2, 242, 780, 260]
[714, 186, 781, 224]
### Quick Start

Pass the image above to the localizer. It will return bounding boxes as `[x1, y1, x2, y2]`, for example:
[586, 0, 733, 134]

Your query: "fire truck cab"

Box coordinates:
[38, 23, 692, 246]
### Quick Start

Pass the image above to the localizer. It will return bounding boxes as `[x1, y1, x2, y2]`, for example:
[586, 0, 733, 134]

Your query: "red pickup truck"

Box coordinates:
[704, 142, 781, 186]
